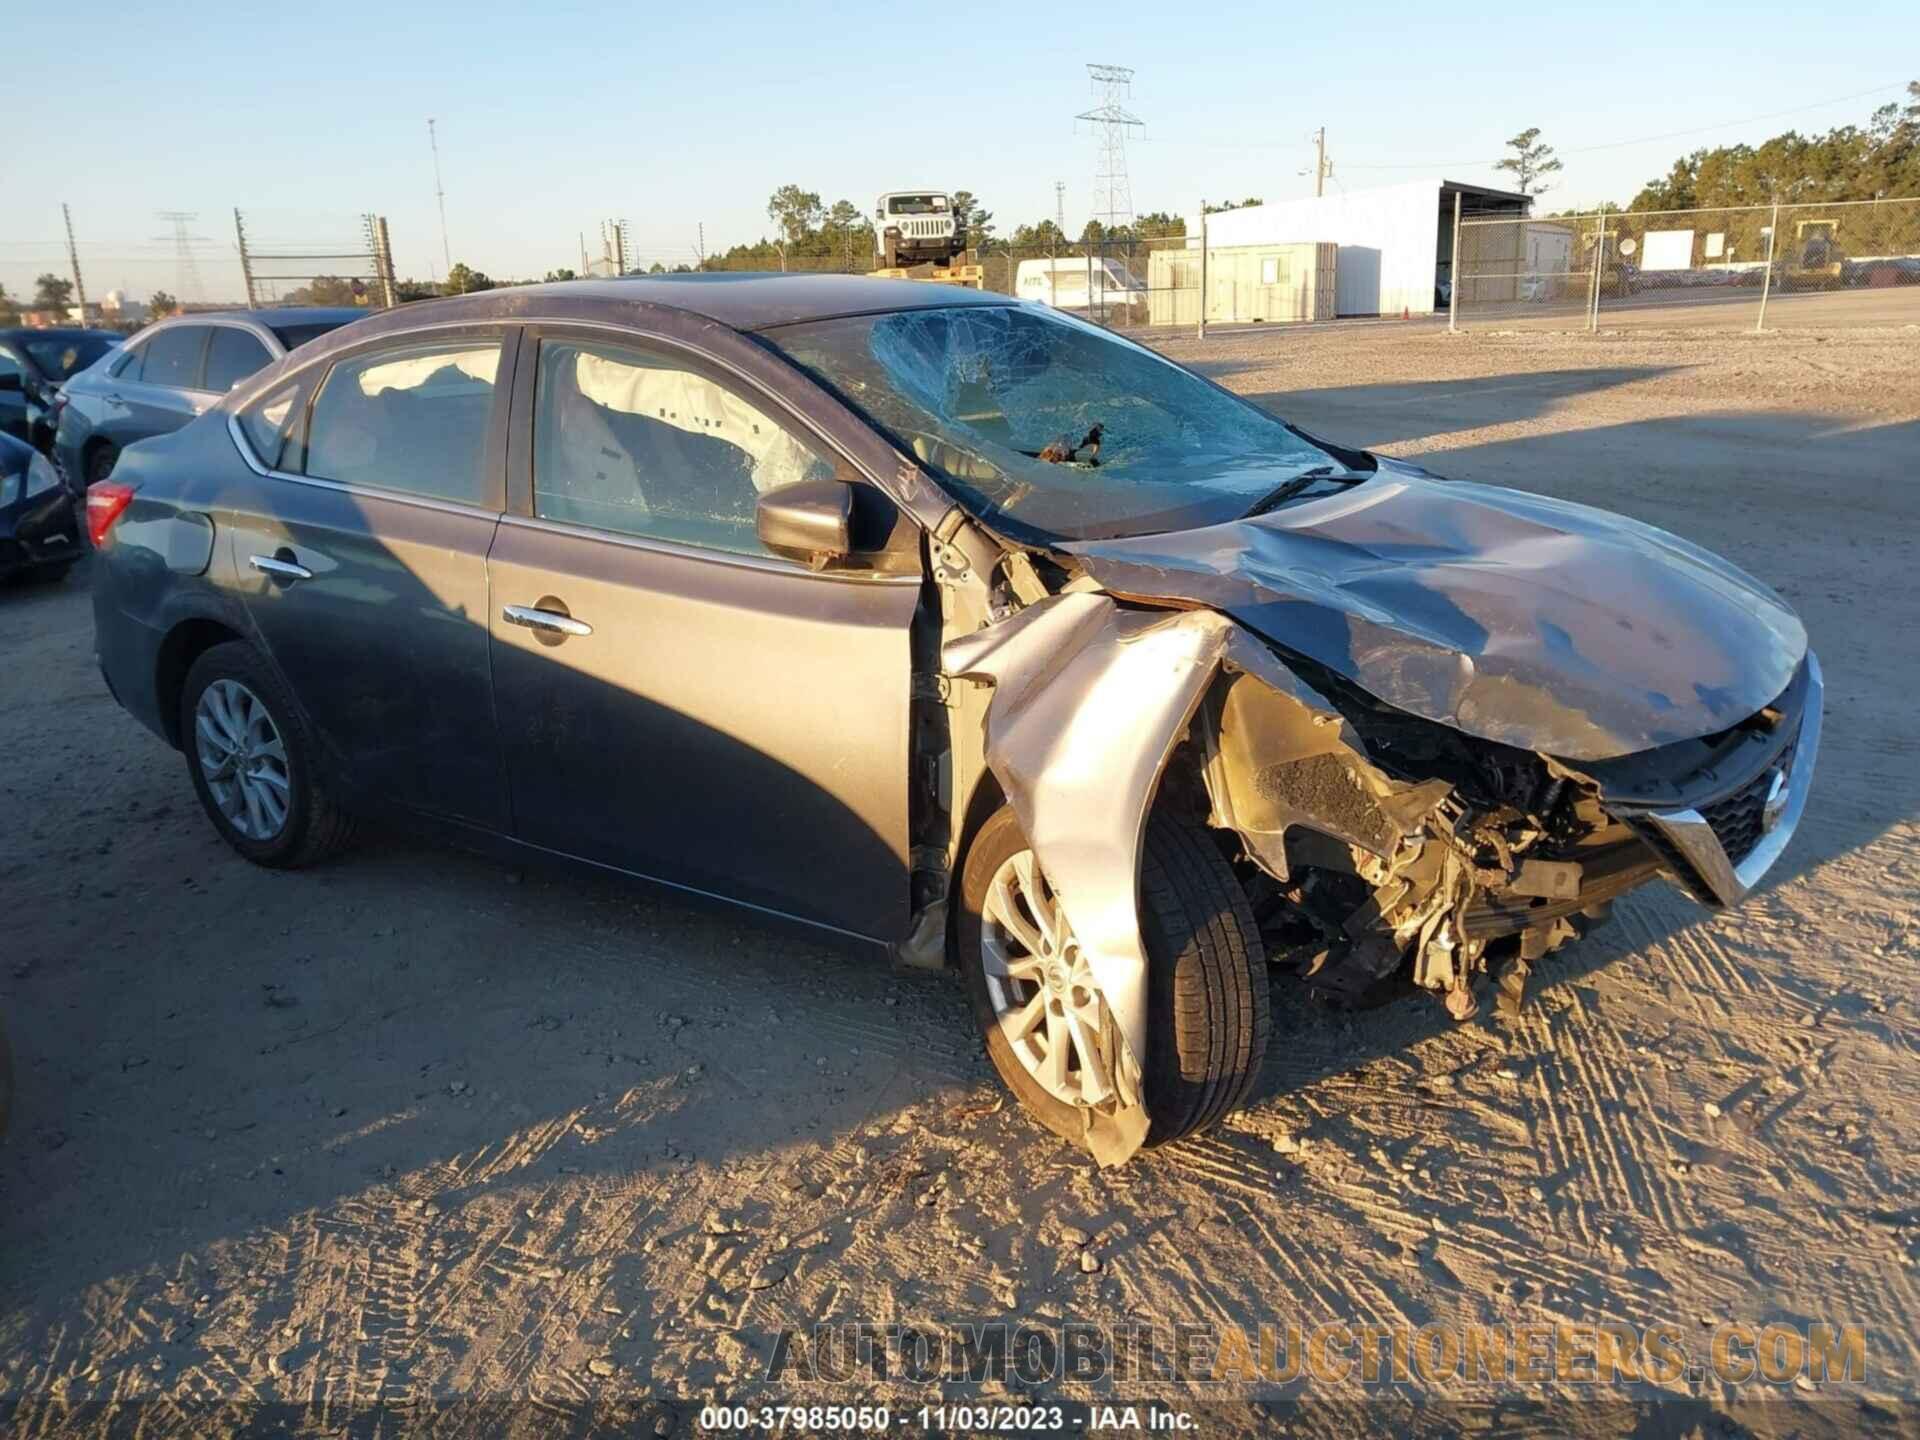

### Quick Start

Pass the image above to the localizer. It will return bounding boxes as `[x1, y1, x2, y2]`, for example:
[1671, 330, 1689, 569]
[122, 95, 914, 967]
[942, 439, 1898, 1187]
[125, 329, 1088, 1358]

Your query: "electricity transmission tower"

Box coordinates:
[155, 211, 206, 304]
[1054, 180, 1067, 238]
[428, 117, 451, 276]
[1076, 64, 1142, 235]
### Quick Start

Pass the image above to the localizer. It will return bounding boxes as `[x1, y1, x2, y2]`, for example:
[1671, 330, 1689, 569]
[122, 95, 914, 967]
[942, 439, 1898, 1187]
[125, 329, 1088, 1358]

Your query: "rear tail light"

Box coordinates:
[86, 480, 137, 548]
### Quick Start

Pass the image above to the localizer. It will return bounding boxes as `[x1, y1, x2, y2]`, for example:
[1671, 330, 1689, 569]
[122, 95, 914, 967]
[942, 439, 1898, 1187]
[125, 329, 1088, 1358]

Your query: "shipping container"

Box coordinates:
[1146, 242, 1336, 325]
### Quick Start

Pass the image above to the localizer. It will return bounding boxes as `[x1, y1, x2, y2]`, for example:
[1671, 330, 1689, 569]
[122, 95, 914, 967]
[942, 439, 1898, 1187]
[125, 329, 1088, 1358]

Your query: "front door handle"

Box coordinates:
[503, 604, 592, 638]
[249, 553, 313, 581]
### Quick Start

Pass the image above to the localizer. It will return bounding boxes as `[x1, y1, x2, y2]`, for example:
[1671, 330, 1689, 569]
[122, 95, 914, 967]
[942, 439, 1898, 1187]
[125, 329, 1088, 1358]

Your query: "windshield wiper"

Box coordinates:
[1240, 465, 1367, 518]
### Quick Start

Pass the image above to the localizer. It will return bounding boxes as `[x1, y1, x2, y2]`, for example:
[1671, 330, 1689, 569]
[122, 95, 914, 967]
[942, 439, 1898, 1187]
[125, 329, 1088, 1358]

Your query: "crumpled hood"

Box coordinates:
[1063, 458, 1807, 760]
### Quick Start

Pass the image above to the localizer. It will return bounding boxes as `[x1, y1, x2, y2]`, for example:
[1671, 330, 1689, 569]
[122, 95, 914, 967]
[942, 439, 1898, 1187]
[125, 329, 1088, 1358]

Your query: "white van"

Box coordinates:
[1015, 257, 1147, 316]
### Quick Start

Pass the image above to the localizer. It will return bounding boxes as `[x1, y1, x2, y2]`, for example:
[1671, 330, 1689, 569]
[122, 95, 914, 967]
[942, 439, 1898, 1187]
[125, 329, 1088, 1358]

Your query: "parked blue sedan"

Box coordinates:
[53, 307, 363, 493]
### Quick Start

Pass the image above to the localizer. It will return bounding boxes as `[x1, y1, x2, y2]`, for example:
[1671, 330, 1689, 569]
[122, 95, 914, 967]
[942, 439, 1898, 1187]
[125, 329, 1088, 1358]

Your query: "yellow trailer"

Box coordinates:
[866, 262, 984, 290]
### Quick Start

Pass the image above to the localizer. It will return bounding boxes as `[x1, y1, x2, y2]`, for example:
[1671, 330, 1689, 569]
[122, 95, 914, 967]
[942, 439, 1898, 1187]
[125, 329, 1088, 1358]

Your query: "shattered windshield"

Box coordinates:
[765, 305, 1346, 541]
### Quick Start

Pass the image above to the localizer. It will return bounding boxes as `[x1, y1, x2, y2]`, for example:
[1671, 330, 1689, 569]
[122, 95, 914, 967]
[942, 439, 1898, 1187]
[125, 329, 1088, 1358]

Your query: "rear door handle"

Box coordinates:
[249, 553, 313, 581]
[503, 604, 592, 637]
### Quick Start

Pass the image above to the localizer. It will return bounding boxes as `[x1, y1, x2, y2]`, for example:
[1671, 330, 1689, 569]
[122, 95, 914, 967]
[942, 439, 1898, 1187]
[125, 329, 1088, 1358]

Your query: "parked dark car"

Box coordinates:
[0, 327, 121, 453]
[53, 308, 363, 495]
[0, 429, 81, 581]
[87, 277, 1820, 1164]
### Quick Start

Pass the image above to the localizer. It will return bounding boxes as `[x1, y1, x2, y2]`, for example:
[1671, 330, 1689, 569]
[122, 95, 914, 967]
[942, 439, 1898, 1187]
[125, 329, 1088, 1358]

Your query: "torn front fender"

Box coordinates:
[943, 592, 1343, 1164]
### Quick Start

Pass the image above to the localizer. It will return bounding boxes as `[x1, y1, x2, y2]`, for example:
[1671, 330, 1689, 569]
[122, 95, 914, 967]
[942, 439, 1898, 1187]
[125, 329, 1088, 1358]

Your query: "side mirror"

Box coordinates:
[757, 478, 853, 569]
[0, 373, 22, 394]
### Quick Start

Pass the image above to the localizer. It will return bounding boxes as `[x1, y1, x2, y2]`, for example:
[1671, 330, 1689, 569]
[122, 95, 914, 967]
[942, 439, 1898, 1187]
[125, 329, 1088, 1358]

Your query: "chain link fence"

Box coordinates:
[1452, 196, 1920, 333]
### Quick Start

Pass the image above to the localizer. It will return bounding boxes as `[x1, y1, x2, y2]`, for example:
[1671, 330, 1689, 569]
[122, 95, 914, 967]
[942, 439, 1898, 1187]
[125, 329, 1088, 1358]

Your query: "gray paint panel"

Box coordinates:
[225, 479, 509, 829]
[487, 519, 921, 939]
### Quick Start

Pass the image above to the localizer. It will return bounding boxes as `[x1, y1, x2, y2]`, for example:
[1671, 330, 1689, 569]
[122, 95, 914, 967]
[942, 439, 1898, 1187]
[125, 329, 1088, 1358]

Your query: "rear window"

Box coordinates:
[140, 327, 208, 389]
[21, 334, 116, 381]
[203, 328, 273, 392]
[268, 319, 356, 350]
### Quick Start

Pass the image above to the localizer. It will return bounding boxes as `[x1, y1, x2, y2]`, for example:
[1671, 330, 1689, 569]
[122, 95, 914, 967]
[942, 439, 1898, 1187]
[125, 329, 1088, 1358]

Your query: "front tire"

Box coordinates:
[958, 806, 1270, 1152]
[179, 641, 355, 868]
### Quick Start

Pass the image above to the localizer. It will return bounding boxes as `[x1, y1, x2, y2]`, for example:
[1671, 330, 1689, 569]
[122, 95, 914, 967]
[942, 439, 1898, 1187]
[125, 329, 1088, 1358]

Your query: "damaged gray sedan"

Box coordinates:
[89, 277, 1819, 1166]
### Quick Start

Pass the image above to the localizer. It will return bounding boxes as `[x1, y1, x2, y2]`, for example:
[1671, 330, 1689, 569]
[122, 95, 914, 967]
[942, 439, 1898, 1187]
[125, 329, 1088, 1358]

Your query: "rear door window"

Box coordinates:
[203, 327, 274, 392]
[303, 337, 504, 505]
[139, 327, 209, 390]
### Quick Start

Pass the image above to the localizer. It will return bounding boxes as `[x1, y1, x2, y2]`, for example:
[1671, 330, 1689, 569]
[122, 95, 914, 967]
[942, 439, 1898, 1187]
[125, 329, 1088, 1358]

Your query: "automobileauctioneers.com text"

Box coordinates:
[760, 1318, 1866, 1387]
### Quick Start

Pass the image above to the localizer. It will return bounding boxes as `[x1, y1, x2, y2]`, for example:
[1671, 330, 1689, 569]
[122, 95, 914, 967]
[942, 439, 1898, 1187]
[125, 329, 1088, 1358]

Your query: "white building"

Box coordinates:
[1186, 178, 1530, 317]
[99, 290, 149, 324]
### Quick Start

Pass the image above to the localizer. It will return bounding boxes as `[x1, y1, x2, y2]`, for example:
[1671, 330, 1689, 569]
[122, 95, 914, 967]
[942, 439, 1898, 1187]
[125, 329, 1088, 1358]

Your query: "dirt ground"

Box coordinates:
[2, 322, 1916, 1436]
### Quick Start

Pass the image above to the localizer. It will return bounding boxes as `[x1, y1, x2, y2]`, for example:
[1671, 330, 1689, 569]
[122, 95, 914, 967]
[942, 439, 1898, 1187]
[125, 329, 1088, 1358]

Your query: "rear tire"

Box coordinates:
[958, 806, 1270, 1153]
[179, 641, 356, 868]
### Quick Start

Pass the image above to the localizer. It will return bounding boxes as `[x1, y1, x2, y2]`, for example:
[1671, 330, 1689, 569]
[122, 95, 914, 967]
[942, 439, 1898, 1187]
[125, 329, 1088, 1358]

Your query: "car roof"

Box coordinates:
[352, 275, 1013, 337]
[162, 307, 368, 328]
[0, 326, 120, 344]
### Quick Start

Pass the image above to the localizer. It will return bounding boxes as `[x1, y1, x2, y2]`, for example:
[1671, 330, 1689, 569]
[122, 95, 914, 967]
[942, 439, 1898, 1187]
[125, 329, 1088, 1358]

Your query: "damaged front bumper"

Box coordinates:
[1621, 653, 1823, 907]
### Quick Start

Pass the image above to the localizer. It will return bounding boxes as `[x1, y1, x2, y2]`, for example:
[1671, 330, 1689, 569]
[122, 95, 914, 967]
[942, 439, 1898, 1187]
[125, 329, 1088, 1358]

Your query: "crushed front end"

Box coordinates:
[1188, 645, 1823, 1020]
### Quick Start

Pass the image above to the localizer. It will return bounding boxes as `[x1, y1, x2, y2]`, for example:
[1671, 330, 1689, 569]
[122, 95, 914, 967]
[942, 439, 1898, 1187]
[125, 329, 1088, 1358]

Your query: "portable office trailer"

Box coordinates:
[1187, 178, 1529, 316]
[1147, 243, 1336, 325]
[1457, 220, 1581, 306]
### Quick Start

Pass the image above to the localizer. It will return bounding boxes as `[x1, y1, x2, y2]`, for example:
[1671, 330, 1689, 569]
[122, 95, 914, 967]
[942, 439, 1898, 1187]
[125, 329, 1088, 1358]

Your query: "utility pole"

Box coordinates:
[697, 222, 706, 268]
[235, 209, 256, 307]
[427, 117, 451, 274]
[1313, 127, 1332, 198]
[374, 216, 398, 308]
[61, 203, 88, 320]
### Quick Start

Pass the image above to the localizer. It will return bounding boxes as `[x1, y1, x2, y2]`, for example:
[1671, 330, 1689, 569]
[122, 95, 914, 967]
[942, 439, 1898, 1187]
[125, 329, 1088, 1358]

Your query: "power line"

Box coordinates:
[1137, 79, 1913, 168]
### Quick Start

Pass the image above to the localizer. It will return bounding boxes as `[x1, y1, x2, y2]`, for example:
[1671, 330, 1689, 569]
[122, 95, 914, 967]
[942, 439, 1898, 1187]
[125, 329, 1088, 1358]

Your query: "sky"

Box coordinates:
[3, 0, 1916, 304]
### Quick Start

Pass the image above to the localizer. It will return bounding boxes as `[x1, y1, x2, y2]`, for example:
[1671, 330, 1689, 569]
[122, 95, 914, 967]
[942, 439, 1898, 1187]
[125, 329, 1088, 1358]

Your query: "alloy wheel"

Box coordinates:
[979, 849, 1114, 1107]
[194, 679, 290, 840]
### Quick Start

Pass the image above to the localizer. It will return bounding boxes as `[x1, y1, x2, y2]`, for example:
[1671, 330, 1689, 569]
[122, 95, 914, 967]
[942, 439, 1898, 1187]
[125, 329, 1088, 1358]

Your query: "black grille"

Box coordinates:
[1699, 736, 1797, 867]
